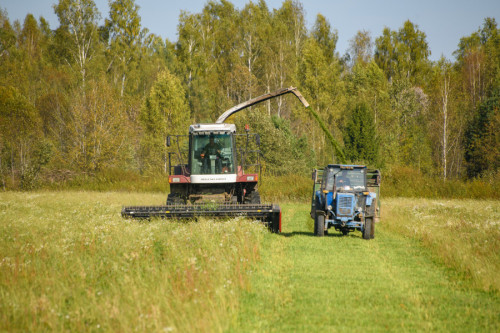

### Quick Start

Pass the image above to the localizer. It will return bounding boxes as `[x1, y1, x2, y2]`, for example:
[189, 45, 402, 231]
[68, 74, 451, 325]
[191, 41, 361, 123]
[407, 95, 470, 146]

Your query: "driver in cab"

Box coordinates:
[201, 135, 222, 173]
[336, 171, 351, 188]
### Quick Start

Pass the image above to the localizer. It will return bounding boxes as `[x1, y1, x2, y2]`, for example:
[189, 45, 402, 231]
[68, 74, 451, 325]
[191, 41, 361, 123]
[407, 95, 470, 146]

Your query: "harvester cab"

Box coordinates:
[310, 164, 381, 239]
[166, 122, 261, 205]
[122, 87, 310, 233]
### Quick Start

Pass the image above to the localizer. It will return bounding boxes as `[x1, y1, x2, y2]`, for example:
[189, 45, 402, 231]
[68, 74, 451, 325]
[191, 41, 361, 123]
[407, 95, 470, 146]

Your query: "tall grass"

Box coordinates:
[41, 168, 170, 193]
[259, 173, 311, 202]
[382, 166, 500, 199]
[382, 198, 500, 293]
[14, 166, 499, 201]
[0, 192, 266, 332]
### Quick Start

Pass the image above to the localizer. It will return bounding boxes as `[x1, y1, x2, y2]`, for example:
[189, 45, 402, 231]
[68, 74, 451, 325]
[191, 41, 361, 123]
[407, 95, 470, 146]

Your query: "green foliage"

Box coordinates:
[53, 0, 101, 88]
[383, 166, 500, 199]
[311, 13, 337, 62]
[374, 20, 431, 85]
[64, 77, 131, 172]
[387, 78, 433, 172]
[19, 140, 53, 190]
[234, 108, 315, 175]
[258, 173, 311, 201]
[105, 0, 148, 97]
[139, 70, 190, 173]
[343, 102, 379, 165]
[0, 85, 43, 189]
[0, 3, 498, 189]
[465, 90, 500, 177]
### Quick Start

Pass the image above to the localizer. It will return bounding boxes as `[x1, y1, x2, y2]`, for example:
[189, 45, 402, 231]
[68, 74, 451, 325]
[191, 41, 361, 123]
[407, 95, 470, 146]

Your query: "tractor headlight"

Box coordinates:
[327, 205, 332, 211]
[247, 176, 254, 181]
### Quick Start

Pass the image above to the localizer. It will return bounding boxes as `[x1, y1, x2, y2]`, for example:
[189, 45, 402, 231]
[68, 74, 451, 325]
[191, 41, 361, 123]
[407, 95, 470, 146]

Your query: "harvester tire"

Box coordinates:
[246, 191, 261, 204]
[167, 194, 184, 205]
[363, 218, 373, 240]
[314, 213, 325, 237]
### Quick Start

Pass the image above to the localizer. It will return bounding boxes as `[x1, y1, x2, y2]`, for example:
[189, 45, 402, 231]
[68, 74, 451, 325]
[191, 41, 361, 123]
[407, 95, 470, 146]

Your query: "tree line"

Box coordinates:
[0, 0, 498, 190]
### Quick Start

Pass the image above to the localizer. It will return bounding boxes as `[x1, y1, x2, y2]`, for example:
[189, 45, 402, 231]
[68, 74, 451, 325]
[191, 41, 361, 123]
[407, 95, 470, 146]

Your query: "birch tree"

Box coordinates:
[53, 0, 100, 91]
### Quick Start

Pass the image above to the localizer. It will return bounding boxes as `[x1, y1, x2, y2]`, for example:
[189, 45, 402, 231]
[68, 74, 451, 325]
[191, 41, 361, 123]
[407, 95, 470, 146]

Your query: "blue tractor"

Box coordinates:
[310, 164, 381, 239]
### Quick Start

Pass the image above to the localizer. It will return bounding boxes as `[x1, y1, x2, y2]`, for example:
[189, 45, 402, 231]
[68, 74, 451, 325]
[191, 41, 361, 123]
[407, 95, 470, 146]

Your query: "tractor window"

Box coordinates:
[323, 167, 340, 191]
[190, 134, 235, 175]
[323, 167, 366, 191]
[336, 169, 366, 190]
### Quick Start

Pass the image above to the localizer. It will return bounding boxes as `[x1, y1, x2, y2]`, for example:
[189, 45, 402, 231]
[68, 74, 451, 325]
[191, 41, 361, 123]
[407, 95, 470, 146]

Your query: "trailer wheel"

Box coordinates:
[363, 218, 373, 240]
[314, 214, 325, 237]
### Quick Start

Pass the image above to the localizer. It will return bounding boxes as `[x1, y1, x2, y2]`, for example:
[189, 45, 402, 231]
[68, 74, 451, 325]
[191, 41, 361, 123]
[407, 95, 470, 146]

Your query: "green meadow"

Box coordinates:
[1, 192, 499, 332]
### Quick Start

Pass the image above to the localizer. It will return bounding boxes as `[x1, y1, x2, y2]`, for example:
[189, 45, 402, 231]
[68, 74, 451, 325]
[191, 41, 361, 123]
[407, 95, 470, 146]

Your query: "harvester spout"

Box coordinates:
[215, 87, 309, 124]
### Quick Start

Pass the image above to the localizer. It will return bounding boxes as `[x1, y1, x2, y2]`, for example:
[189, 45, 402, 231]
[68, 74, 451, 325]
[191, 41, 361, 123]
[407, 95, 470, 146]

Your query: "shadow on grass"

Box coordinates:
[278, 231, 345, 238]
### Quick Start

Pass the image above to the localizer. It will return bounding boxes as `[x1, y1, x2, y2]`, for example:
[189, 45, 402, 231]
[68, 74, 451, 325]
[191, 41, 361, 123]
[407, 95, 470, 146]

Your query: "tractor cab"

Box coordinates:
[322, 165, 367, 193]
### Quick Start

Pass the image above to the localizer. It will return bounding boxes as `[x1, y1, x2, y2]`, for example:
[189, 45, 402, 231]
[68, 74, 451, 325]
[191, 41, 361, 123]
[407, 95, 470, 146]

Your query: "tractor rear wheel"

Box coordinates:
[369, 217, 375, 239]
[314, 214, 325, 237]
[363, 218, 373, 240]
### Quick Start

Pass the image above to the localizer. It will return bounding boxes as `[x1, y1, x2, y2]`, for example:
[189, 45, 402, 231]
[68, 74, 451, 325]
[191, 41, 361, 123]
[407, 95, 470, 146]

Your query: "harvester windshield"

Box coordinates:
[190, 133, 235, 175]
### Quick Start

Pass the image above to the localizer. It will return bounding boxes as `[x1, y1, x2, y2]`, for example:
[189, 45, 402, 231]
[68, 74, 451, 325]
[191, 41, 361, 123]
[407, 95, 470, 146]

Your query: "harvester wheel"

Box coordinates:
[245, 191, 261, 204]
[363, 218, 373, 240]
[314, 214, 325, 237]
[167, 194, 184, 205]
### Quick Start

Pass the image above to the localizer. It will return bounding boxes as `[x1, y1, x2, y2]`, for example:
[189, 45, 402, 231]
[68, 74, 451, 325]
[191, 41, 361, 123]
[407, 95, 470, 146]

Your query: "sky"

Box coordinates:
[2, 0, 500, 61]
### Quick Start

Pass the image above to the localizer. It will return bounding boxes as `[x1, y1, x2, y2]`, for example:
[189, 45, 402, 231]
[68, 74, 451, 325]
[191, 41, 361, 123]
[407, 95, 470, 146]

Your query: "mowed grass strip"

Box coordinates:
[0, 191, 267, 332]
[232, 202, 499, 332]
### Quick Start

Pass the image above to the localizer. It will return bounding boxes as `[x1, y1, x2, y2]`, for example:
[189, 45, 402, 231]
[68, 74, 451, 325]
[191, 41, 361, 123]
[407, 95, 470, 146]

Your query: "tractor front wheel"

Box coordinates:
[314, 213, 325, 237]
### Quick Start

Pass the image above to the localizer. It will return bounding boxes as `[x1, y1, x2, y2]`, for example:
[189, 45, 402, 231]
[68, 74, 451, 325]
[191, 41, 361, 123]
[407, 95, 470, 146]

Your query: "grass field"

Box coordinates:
[1, 192, 499, 332]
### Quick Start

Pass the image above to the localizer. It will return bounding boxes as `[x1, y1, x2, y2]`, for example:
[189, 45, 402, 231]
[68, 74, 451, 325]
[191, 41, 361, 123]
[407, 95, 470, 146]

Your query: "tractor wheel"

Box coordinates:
[245, 190, 261, 204]
[369, 217, 375, 239]
[363, 218, 373, 240]
[314, 214, 325, 237]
